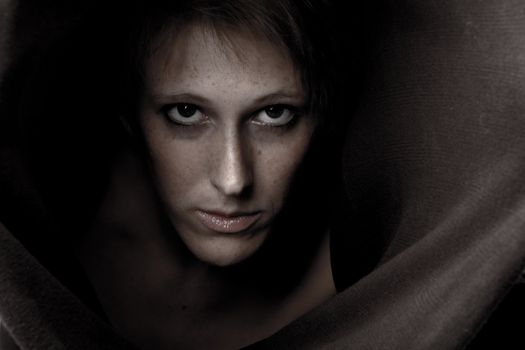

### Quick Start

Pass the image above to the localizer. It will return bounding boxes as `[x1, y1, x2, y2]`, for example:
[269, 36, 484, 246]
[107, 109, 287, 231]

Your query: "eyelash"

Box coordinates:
[252, 104, 301, 128]
[159, 103, 302, 128]
[159, 103, 207, 126]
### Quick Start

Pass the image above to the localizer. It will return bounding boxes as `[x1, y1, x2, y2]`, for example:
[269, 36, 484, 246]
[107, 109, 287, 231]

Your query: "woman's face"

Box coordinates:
[140, 23, 316, 266]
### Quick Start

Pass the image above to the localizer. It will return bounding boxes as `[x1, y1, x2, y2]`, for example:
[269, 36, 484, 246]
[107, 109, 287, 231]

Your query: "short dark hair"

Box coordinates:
[122, 0, 337, 124]
[4, 0, 346, 235]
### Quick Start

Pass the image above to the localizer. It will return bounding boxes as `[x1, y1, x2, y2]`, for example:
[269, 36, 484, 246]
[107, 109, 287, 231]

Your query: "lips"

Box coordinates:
[195, 210, 261, 233]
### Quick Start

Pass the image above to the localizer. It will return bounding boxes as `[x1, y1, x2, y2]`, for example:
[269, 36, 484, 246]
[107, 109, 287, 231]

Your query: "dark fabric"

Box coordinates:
[248, 1, 525, 349]
[0, 0, 12, 83]
[1, 0, 525, 349]
[466, 282, 525, 349]
[0, 222, 136, 350]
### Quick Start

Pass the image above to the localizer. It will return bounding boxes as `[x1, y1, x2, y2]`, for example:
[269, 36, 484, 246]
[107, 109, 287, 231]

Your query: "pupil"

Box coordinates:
[265, 106, 284, 119]
[177, 104, 196, 118]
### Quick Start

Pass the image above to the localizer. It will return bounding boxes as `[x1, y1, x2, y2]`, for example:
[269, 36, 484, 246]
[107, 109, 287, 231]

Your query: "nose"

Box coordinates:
[210, 130, 253, 197]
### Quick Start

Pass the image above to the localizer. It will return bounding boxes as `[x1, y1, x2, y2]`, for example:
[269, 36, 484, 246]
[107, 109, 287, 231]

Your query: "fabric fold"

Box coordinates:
[0, 222, 135, 350]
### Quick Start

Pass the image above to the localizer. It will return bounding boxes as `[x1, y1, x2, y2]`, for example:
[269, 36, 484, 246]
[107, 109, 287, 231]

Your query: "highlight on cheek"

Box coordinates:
[136, 21, 318, 270]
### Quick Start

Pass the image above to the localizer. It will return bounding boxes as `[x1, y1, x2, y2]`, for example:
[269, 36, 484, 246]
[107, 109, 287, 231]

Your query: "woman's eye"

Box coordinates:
[161, 103, 206, 125]
[252, 105, 296, 127]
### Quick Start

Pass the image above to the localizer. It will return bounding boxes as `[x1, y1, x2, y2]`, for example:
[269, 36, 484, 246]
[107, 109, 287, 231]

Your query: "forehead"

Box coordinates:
[143, 22, 303, 98]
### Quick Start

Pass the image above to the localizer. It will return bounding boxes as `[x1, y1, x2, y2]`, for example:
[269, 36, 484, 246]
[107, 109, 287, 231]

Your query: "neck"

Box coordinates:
[75, 149, 335, 349]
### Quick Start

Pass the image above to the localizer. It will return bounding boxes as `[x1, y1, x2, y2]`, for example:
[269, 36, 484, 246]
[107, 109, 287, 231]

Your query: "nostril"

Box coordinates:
[213, 162, 253, 197]
[211, 145, 253, 198]
[209, 128, 255, 198]
[211, 172, 253, 198]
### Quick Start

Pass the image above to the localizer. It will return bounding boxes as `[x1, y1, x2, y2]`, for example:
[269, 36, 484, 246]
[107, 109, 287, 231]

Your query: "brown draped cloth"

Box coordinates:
[249, 0, 525, 349]
[1, 0, 524, 349]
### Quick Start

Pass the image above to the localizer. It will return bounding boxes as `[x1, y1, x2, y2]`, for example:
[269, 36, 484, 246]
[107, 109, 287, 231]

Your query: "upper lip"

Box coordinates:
[198, 209, 260, 217]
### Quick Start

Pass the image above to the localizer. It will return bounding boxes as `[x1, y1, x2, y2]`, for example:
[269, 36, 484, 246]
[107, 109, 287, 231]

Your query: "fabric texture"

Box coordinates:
[1, 0, 524, 349]
[0, 222, 135, 350]
[248, 0, 525, 348]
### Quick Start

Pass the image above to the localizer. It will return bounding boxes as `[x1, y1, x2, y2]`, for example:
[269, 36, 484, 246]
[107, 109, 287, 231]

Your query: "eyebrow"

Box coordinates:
[149, 93, 210, 105]
[253, 92, 305, 105]
[150, 90, 305, 106]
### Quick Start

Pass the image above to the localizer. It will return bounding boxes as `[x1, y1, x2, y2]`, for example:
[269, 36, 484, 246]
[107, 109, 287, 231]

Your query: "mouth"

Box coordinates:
[195, 210, 262, 234]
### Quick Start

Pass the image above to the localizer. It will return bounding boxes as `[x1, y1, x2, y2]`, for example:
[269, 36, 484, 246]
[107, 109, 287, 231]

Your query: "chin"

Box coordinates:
[183, 232, 268, 267]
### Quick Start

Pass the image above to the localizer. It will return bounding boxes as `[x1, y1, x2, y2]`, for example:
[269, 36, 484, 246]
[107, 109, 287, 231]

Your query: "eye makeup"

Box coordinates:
[159, 103, 209, 126]
[251, 104, 304, 128]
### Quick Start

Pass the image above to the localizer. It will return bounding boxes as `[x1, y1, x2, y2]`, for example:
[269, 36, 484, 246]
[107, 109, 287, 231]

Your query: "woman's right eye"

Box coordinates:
[161, 103, 207, 125]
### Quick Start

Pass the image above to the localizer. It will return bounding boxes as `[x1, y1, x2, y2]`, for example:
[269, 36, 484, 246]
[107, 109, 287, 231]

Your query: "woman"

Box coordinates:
[77, 1, 344, 348]
[2, 0, 353, 349]
[3, 1, 525, 350]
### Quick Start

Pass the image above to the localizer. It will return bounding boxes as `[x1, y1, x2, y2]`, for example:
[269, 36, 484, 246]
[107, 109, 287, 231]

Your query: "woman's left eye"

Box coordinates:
[252, 105, 297, 127]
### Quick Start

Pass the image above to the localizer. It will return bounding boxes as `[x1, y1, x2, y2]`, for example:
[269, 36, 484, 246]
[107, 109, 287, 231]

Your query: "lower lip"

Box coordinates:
[195, 211, 261, 234]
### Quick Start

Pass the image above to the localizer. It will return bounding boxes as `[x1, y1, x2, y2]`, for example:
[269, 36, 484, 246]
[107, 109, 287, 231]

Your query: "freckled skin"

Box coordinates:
[140, 24, 316, 266]
[77, 21, 336, 350]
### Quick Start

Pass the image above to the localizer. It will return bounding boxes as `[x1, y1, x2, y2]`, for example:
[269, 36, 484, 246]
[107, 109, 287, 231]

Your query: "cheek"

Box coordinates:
[142, 124, 207, 208]
[256, 124, 315, 204]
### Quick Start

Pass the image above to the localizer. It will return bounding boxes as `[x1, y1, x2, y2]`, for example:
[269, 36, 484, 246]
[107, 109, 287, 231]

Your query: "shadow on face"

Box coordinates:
[139, 22, 317, 266]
